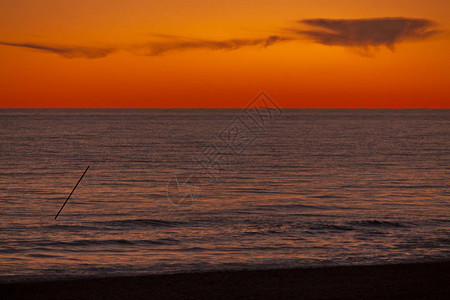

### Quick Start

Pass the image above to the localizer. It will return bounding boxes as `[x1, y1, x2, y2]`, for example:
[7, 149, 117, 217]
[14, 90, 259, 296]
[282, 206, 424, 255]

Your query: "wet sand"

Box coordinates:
[1, 261, 449, 299]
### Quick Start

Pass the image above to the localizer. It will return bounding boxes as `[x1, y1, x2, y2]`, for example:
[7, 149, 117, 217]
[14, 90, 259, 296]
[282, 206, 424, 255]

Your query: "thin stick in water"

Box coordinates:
[54, 166, 90, 220]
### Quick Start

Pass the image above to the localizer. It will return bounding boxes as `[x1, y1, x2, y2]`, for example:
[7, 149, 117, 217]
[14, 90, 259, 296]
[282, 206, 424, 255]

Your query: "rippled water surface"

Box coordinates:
[0, 109, 449, 282]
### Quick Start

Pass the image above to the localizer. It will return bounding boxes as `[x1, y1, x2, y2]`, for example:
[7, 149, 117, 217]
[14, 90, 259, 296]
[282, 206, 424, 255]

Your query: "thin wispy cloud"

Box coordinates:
[0, 36, 288, 59]
[0, 42, 115, 59]
[294, 17, 438, 54]
[0, 17, 439, 59]
[135, 35, 289, 56]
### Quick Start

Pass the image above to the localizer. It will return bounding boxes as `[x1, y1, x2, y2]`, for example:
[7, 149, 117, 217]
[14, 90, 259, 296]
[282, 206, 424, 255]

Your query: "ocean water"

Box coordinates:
[0, 109, 448, 282]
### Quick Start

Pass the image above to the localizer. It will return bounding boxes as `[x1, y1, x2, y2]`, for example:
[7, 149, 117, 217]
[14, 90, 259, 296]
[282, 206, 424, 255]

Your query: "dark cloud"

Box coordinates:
[135, 35, 289, 56]
[294, 17, 438, 51]
[0, 42, 114, 58]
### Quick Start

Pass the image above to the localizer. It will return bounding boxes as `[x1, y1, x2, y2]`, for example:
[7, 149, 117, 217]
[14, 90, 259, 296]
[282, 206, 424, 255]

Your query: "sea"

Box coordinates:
[0, 109, 448, 282]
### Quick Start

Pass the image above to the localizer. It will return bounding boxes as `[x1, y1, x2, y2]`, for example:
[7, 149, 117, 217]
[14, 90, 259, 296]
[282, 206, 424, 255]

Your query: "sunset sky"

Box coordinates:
[1, 0, 449, 108]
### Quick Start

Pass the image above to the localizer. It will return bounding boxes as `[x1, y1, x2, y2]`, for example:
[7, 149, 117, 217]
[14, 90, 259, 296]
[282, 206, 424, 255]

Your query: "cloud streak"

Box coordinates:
[133, 35, 289, 56]
[0, 17, 439, 58]
[0, 42, 115, 59]
[294, 17, 438, 52]
[0, 36, 288, 58]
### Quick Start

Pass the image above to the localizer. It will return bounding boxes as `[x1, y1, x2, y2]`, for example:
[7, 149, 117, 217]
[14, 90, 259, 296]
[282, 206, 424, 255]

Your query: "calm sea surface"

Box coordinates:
[0, 109, 448, 282]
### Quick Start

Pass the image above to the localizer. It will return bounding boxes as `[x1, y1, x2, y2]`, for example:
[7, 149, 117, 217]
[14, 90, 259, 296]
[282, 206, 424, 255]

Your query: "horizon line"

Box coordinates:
[0, 107, 449, 110]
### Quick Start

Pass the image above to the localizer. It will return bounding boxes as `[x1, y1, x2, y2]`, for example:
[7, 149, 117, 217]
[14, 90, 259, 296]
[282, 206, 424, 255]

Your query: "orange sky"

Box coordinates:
[1, 0, 449, 108]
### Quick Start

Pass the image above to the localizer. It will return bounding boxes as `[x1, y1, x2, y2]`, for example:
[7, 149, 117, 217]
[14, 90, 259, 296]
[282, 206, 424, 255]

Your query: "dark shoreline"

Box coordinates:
[1, 261, 449, 299]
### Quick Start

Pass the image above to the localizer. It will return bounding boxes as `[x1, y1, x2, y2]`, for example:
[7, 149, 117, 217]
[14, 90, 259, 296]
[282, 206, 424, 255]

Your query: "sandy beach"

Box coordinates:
[1, 261, 449, 299]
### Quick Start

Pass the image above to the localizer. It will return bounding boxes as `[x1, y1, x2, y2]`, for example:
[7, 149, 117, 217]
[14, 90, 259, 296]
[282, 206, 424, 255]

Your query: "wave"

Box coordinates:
[348, 220, 410, 228]
[308, 224, 353, 231]
[254, 204, 326, 211]
[33, 238, 179, 248]
[42, 219, 183, 232]
[44, 224, 102, 231]
[311, 195, 346, 199]
[91, 218, 185, 228]
[25, 253, 62, 258]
